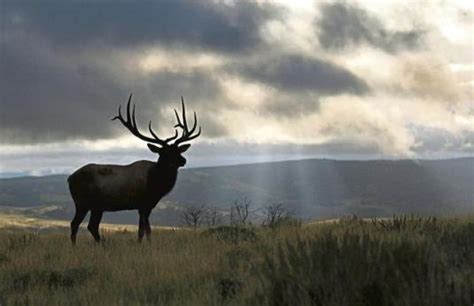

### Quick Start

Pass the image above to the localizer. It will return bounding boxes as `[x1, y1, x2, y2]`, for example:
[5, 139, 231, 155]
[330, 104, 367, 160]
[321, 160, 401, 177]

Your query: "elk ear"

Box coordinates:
[178, 144, 191, 153]
[147, 144, 162, 154]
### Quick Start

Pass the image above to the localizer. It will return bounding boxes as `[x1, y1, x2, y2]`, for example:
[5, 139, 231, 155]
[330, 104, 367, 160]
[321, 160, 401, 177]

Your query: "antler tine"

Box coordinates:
[111, 104, 122, 121]
[187, 126, 201, 141]
[126, 94, 132, 124]
[148, 121, 160, 140]
[181, 96, 188, 131]
[173, 97, 201, 145]
[174, 109, 183, 128]
[178, 126, 201, 143]
[188, 111, 198, 135]
[132, 103, 137, 130]
[164, 129, 179, 142]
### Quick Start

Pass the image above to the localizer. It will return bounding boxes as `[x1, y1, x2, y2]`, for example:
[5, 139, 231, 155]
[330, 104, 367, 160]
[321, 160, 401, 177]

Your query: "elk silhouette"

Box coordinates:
[68, 94, 200, 244]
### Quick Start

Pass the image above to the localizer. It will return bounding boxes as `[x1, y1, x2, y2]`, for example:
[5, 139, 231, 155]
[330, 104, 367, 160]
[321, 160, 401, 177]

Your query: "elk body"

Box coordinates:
[68, 95, 200, 244]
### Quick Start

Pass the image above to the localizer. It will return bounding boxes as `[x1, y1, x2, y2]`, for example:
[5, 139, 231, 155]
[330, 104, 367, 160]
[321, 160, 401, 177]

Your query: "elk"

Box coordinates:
[68, 94, 201, 244]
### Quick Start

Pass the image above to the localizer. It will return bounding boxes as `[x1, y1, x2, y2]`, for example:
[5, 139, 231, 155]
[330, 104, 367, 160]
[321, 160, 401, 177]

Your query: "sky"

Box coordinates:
[0, 0, 473, 176]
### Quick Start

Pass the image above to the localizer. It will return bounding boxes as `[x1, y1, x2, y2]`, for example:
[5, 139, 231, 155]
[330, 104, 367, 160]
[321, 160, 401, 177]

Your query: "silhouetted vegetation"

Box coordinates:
[263, 202, 302, 229]
[230, 197, 254, 225]
[0, 215, 473, 305]
[180, 205, 207, 228]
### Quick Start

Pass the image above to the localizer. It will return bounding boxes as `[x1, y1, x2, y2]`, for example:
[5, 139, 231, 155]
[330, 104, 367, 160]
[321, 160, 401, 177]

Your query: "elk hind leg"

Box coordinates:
[88, 210, 103, 243]
[71, 208, 88, 244]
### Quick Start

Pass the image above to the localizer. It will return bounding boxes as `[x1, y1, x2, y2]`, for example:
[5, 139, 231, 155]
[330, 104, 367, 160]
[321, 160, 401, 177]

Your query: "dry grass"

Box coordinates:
[0, 216, 473, 305]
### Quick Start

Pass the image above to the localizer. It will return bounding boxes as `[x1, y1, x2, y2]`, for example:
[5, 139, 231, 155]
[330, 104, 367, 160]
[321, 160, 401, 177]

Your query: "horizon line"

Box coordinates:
[1, 155, 472, 180]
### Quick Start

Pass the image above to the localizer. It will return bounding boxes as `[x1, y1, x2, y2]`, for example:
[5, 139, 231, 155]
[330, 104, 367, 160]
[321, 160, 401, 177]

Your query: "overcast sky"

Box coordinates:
[0, 0, 473, 176]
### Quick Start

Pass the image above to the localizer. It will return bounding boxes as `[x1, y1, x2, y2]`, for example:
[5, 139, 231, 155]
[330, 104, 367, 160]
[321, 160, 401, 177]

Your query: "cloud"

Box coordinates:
[2, 0, 282, 53]
[313, 97, 417, 156]
[0, 0, 472, 163]
[316, 3, 423, 53]
[411, 126, 474, 154]
[232, 54, 369, 95]
[225, 54, 369, 118]
[0, 34, 223, 144]
[392, 56, 466, 103]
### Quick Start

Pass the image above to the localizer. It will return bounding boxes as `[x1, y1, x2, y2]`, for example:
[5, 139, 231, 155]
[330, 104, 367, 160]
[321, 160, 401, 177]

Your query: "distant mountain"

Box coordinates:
[0, 158, 473, 225]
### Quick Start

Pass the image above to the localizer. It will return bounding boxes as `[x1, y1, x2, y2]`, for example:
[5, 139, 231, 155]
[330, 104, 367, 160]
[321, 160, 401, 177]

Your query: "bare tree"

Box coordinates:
[263, 203, 294, 228]
[230, 197, 253, 226]
[181, 205, 207, 228]
[205, 206, 222, 227]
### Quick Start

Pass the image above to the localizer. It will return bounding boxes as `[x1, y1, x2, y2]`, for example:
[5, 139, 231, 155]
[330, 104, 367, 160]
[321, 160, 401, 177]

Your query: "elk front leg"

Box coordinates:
[144, 212, 152, 241]
[138, 209, 151, 242]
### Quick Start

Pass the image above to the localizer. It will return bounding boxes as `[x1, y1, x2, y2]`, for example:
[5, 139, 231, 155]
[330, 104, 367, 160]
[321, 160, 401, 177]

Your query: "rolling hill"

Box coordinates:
[0, 158, 473, 225]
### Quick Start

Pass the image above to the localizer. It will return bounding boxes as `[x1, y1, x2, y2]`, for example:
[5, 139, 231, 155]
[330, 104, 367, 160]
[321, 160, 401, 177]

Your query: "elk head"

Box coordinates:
[112, 94, 201, 168]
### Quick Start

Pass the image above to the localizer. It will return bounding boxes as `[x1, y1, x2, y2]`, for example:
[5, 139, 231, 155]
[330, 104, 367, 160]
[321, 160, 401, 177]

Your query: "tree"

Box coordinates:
[181, 205, 207, 228]
[204, 206, 223, 227]
[263, 203, 295, 228]
[230, 197, 253, 226]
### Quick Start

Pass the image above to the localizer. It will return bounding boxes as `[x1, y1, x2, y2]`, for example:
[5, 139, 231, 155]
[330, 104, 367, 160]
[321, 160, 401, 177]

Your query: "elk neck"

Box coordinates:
[147, 159, 180, 195]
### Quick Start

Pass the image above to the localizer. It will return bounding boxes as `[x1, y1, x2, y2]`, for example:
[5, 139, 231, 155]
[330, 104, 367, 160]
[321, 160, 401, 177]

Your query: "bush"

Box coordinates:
[217, 277, 243, 301]
[371, 215, 439, 232]
[266, 216, 302, 229]
[262, 203, 302, 229]
[205, 225, 257, 244]
[12, 267, 93, 291]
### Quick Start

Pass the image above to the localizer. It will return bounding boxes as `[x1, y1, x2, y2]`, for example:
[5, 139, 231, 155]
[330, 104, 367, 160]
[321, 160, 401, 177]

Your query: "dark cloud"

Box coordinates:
[0, 0, 283, 144]
[316, 3, 423, 52]
[0, 34, 223, 144]
[2, 0, 281, 53]
[233, 54, 369, 95]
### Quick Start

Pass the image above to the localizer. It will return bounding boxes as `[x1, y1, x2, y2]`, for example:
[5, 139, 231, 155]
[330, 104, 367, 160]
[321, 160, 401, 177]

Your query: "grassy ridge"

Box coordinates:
[0, 216, 473, 305]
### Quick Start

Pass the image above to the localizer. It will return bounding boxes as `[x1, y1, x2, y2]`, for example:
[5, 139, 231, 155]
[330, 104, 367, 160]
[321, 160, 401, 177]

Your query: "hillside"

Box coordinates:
[0, 158, 473, 225]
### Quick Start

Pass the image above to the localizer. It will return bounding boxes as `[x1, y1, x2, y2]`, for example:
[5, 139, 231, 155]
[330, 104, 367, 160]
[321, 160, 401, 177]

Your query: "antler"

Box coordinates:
[112, 94, 178, 146]
[173, 97, 201, 146]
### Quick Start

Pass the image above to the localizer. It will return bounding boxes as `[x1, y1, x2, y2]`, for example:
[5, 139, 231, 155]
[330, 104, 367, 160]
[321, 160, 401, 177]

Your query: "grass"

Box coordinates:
[0, 216, 473, 305]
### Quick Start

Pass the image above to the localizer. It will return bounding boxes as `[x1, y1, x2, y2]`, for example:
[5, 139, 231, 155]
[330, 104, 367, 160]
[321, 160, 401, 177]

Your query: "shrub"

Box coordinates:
[12, 267, 94, 291]
[371, 215, 439, 232]
[217, 277, 243, 301]
[205, 225, 257, 244]
[267, 216, 302, 229]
